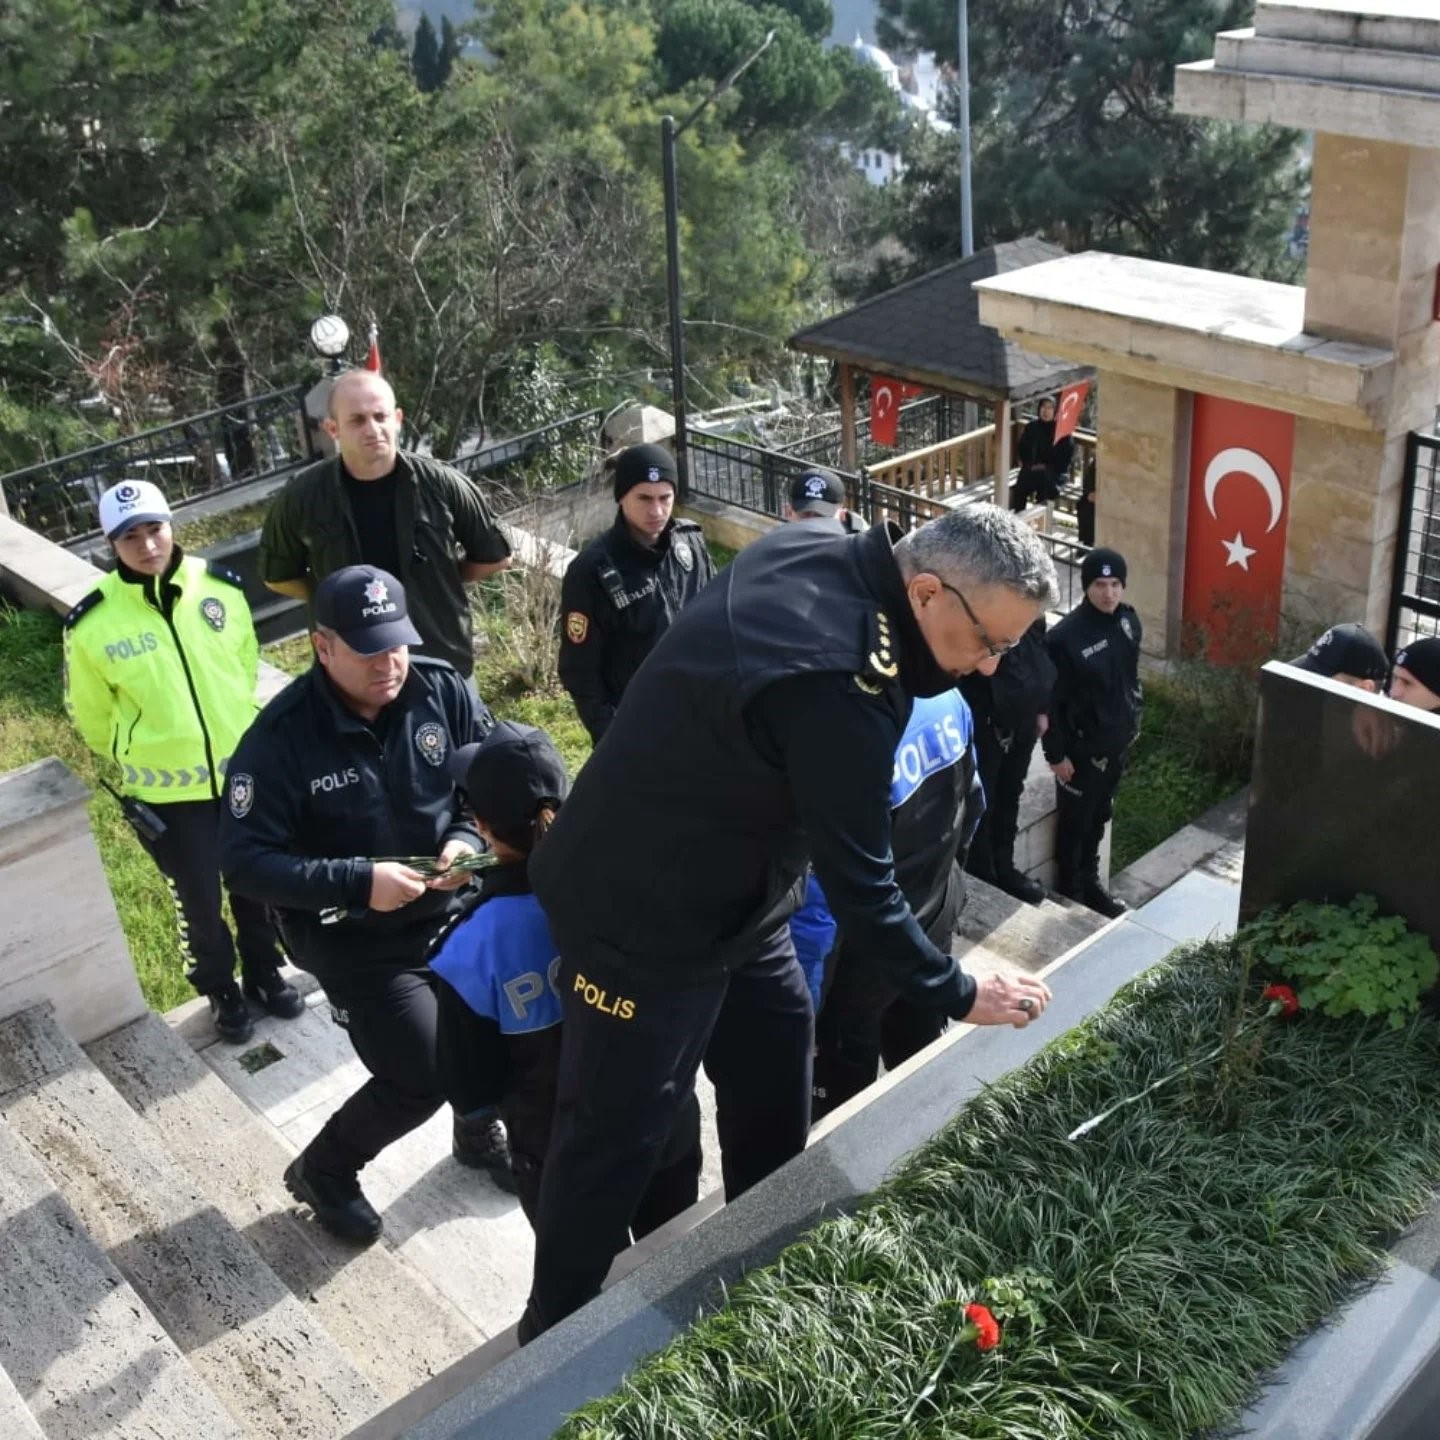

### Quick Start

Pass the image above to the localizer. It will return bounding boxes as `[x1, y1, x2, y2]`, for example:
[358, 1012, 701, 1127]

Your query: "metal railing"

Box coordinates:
[1388, 432, 1440, 649]
[451, 409, 603, 510]
[782, 395, 971, 471]
[2, 386, 312, 543]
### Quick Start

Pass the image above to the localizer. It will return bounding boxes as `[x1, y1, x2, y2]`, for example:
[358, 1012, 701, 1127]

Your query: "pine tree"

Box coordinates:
[438, 15, 462, 88]
[411, 13, 442, 93]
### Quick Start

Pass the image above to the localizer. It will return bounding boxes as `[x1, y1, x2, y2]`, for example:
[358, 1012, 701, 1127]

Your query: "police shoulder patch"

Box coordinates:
[675, 540, 694, 572]
[228, 771, 255, 819]
[415, 720, 447, 767]
[63, 588, 105, 630]
[204, 560, 245, 590]
[566, 611, 589, 644]
[200, 596, 227, 632]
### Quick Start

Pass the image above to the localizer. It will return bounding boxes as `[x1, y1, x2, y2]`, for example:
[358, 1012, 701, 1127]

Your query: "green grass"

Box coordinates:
[1110, 678, 1244, 872]
[0, 605, 194, 1012]
[559, 937, 1440, 1439]
[171, 499, 271, 553]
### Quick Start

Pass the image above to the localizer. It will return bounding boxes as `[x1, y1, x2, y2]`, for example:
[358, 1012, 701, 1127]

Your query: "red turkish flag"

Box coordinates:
[899, 381, 925, 400]
[1053, 380, 1089, 442]
[1181, 395, 1296, 663]
[365, 322, 382, 373]
[870, 376, 899, 447]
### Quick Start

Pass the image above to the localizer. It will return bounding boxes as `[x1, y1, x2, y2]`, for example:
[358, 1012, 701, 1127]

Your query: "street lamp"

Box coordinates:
[309, 314, 351, 375]
[662, 28, 775, 497]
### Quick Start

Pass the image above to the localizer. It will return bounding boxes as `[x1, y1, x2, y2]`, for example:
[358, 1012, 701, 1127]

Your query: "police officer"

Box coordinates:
[782, 468, 863, 532]
[259, 370, 512, 676]
[557, 443, 714, 743]
[1291, 622, 1389, 692]
[811, 684, 984, 1120]
[520, 505, 1056, 1339]
[1043, 547, 1142, 918]
[64, 480, 298, 1045]
[218, 565, 505, 1244]
[961, 616, 1055, 904]
[1389, 637, 1440, 713]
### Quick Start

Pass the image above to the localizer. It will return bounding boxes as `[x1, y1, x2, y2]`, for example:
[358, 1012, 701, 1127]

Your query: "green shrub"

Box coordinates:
[1245, 893, 1439, 1028]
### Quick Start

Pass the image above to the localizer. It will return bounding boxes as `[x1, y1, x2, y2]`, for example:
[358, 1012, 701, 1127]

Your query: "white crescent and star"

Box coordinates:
[1059, 391, 1080, 425]
[1202, 446, 1285, 572]
[874, 384, 895, 418]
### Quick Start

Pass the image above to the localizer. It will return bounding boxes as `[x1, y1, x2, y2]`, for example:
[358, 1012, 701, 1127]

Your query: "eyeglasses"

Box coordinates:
[937, 579, 1016, 659]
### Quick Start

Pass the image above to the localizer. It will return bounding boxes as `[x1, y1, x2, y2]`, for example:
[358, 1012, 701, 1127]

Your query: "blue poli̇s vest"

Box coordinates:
[428, 893, 563, 1035]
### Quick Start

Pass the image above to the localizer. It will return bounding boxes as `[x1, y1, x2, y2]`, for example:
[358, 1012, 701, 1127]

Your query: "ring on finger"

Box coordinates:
[1018, 996, 1036, 1015]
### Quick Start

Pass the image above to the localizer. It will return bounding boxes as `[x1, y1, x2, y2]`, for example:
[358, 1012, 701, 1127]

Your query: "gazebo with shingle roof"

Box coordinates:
[789, 239, 1094, 499]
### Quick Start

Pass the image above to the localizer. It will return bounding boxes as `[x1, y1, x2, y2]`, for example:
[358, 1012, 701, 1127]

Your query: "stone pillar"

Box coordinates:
[1094, 374, 1187, 656]
[0, 758, 147, 1043]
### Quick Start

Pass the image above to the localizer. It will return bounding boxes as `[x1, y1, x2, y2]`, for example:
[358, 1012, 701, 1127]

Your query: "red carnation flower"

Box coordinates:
[1262, 983, 1300, 1018]
[964, 1302, 1002, 1351]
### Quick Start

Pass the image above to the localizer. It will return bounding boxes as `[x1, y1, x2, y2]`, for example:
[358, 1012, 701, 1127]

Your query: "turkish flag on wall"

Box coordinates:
[870, 377, 900, 446]
[1182, 395, 1296, 662]
[1053, 380, 1090, 442]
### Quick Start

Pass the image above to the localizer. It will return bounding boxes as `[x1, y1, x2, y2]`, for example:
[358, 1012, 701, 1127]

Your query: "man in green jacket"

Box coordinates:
[64, 480, 302, 1043]
[258, 370, 512, 675]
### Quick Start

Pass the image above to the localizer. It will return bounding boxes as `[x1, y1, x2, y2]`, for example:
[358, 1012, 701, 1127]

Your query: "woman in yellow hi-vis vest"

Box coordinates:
[63, 479, 302, 1042]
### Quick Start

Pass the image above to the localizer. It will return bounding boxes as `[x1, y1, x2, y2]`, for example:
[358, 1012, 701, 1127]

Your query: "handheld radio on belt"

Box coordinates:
[98, 778, 167, 844]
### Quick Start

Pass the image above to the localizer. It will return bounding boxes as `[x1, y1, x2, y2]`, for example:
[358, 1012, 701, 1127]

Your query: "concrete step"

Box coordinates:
[954, 872, 1109, 977]
[0, 1363, 44, 1440]
[0, 1004, 381, 1439]
[86, 1011, 483, 1404]
[0, 1108, 243, 1440]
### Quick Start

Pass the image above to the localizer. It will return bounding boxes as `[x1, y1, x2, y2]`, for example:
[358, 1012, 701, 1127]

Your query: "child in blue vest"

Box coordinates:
[431, 722, 570, 1222]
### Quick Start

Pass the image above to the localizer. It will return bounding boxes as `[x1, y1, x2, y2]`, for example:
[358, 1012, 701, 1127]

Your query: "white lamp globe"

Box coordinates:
[309, 314, 350, 359]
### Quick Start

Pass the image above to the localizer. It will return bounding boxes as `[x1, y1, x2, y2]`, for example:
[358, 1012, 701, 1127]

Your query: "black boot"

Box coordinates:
[207, 982, 255, 1044]
[993, 846, 1045, 906]
[453, 1112, 518, 1194]
[284, 1152, 382, 1244]
[242, 967, 305, 1020]
[1079, 880, 1129, 919]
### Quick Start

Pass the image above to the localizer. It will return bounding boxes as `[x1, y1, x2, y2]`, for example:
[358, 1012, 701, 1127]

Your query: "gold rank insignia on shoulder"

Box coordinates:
[853, 673, 884, 696]
[866, 607, 898, 679]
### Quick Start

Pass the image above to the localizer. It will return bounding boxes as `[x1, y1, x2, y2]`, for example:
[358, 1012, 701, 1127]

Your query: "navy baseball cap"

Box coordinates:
[448, 722, 569, 831]
[788, 469, 846, 516]
[1292, 623, 1388, 684]
[313, 565, 422, 655]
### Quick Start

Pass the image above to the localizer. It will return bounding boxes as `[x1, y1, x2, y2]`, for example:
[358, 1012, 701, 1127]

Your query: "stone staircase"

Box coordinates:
[0, 999, 486, 1440]
[954, 873, 1111, 978]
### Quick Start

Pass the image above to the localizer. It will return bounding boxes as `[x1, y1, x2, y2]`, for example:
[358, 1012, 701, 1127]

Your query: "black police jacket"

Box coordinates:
[1042, 599, 1144, 762]
[557, 513, 715, 742]
[960, 615, 1056, 735]
[531, 520, 978, 1020]
[218, 656, 492, 978]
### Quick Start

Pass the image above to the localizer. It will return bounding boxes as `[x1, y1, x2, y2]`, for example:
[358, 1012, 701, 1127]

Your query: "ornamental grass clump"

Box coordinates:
[558, 929, 1440, 1440]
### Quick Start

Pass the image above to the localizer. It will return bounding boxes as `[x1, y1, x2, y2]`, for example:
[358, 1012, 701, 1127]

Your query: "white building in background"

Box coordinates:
[845, 34, 953, 187]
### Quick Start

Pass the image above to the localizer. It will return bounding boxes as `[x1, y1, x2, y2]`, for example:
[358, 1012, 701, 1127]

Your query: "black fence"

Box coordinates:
[451, 408, 602, 513]
[1387, 432, 1440, 649]
[2, 386, 312, 543]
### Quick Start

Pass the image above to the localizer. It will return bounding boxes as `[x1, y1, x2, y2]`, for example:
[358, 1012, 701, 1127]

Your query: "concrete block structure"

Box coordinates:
[977, 0, 1440, 656]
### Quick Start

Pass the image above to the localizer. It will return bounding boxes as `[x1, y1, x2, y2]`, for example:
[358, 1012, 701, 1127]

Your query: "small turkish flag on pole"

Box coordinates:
[1053, 380, 1089, 442]
[364, 321, 382, 374]
[870, 377, 899, 447]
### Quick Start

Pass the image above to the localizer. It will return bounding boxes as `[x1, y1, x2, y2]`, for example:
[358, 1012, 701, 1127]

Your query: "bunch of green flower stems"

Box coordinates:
[559, 931, 1440, 1440]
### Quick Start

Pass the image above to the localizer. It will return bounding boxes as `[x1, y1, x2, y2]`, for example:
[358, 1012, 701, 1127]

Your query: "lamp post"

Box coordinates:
[958, 0, 974, 258]
[662, 29, 775, 498]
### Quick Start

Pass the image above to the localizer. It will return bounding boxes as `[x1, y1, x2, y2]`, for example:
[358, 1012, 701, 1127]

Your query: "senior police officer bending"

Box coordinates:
[520, 505, 1056, 1339]
[219, 566, 504, 1243]
[557, 442, 714, 743]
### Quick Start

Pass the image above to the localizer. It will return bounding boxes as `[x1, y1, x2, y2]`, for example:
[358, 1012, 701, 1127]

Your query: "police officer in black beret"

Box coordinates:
[219, 565, 508, 1244]
[557, 442, 715, 743]
[1043, 547, 1143, 919]
[519, 505, 1057, 1340]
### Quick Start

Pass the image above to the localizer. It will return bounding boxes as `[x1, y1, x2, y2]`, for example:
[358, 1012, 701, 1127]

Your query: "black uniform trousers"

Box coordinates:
[1009, 466, 1060, 512]
[305, 965, 445, 1180]
[966, 717, 1040, 883]
[811, 866, 959, 1122]
[1054, 749, 1127, 891]
[521, 925, 813, 1339]
[137, 798, 283, 997]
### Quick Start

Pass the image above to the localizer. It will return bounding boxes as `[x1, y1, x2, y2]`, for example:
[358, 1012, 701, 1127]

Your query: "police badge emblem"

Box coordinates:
[566, 611, 589, 644]
[1120, 616, 1135, 642]
[676, 541, 694, 572]
[228, 772, 254, 819]
[201, 596, 226, 632]
[415, 722, 447, 767]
